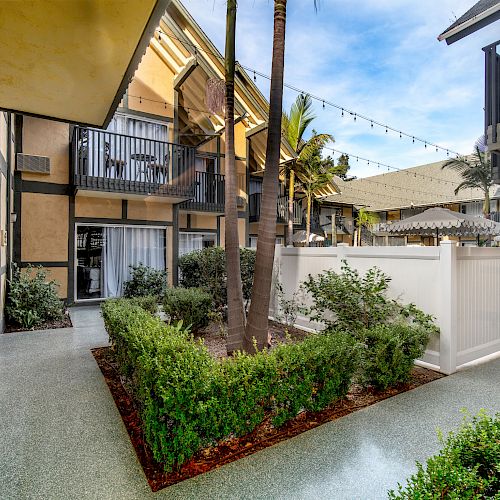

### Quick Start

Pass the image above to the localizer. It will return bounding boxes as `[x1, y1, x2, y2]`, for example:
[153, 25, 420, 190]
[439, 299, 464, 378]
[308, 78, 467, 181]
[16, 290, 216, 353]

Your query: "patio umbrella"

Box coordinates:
[380, 207, 500, 237]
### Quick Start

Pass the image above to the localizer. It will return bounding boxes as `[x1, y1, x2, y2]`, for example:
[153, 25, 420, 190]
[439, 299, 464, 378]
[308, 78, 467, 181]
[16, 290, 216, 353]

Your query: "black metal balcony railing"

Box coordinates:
[249, 193, 303, 224]
[179, 171, 225, 212]
[72, 127, 196, 198]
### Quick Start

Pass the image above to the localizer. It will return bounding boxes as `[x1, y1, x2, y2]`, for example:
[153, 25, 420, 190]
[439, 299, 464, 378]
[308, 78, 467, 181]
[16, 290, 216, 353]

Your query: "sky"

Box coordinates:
[182, 0, 499, 178]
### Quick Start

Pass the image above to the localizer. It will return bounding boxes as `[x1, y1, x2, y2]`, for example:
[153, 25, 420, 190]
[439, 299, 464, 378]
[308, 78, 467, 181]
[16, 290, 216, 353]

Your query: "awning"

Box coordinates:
[0, 0, 170, 128]
[380, 207, 500, 236]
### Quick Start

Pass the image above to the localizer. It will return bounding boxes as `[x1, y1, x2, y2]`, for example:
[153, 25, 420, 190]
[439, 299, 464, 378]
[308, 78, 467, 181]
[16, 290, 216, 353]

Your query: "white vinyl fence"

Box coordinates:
[270, 242, 500, 374]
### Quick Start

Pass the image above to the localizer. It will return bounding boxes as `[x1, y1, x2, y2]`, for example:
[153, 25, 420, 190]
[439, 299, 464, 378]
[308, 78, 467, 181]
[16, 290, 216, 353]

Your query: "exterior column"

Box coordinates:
[439, 240, 458, 374]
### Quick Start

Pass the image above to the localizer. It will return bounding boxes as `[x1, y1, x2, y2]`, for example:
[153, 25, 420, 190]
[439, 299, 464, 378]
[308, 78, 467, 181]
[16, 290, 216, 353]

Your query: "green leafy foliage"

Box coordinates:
[302, 261, 437, 389]
[126, 295, 159, 315]
[123, 264, 167, 299]
[389, 410, 500, 499]
[6, 264, 64, 329]
[356, 324, 431, 390]
[101, 299, 360, 471]
[178, 247, 255, 309]
[163, 287, 213, 332]
[302, 260, 439, 335]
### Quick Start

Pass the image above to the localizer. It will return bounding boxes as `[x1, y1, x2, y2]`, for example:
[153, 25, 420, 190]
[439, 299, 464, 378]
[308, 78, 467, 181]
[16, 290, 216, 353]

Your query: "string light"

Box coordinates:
[324, 145, 457, 186]
[154, 28, 462, 157]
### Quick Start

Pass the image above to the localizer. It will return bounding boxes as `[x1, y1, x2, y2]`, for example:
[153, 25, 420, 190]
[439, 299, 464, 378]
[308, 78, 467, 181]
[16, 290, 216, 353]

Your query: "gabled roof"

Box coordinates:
[438, 0, 500, 45]
[160, 0, 296, 162]
[326, 160, 500, 212]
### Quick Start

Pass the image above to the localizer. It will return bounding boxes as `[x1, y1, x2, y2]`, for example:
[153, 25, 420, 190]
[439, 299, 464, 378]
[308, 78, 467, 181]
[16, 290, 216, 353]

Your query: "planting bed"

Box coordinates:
[5, 310, 72, 333]
[92, 345, 444, 492]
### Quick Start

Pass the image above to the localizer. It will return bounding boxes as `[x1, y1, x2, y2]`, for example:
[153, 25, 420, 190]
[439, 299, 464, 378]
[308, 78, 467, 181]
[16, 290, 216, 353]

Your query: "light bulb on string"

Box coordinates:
[322, 100, 325, 109]
[253, 71, 256, 82]
[341, 108, 344, 117]
[371, 121, 373, 128]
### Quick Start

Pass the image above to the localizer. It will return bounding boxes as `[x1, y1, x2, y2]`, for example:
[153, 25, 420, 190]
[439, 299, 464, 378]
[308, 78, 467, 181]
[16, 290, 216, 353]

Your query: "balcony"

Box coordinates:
[72, 127, 196, 200]
[179, 171, 225, 213]
[249, 193, 303, 224]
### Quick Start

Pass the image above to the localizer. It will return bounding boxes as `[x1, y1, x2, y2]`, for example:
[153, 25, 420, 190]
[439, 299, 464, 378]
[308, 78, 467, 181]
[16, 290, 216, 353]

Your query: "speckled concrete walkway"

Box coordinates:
[1, 307, 499, 500]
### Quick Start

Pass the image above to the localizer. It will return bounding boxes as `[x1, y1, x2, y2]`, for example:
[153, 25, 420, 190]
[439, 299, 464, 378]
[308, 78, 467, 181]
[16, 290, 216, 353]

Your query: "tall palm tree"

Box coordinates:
[245, 0, 319, 352]
[296, 150, 338, 245]
[355, 208, 379, 246]
[441, 145, 493, 216]
[224, 0, 246, 354]
[282, 94, 333, 244]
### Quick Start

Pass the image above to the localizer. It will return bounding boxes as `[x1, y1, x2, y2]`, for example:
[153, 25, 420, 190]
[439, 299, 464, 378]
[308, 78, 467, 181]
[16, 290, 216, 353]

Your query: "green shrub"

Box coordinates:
[123, 263, 167, 299]
[125, 295, 158, 315]
[357, 323, 431, 390]
[6, 264, 64, 329]
[178, 247, 255, 309]
[302, 260, 439, 335]
[101, 300, 360, 471]
[389, 410, 500, 499]
[163, 287, 212, 332]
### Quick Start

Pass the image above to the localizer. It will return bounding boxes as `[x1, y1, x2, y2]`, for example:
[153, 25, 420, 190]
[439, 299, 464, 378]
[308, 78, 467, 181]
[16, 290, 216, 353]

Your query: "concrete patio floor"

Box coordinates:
[0, 306, 499, 500]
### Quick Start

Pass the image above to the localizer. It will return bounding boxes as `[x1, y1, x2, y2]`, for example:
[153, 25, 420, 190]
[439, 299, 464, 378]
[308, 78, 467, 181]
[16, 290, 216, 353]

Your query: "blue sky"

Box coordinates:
[183, 0, 499, 178]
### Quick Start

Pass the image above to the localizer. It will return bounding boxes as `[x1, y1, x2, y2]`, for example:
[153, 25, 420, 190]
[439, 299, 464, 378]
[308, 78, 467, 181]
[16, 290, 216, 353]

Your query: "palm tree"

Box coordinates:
[224, 0, 246, 354]
[355, 208, 379, 246]
[245, 0, 319, 352]
[282, 94, 333, 244]
[296, 148, 338, 245]
[441, 145, 493, 216]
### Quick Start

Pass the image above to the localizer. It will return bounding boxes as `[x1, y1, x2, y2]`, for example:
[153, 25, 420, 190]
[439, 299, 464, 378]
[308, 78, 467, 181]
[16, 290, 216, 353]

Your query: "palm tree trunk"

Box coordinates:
[224, 0, 246, 354]
[306, 193, 311, 246]
[245, 0, 287, 352]
[287, 169, 295, 245]
[483, 189, 491, 216]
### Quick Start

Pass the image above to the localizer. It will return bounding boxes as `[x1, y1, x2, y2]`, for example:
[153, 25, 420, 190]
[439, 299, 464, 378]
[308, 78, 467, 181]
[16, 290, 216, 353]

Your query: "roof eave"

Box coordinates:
[438, 3, 500, 45]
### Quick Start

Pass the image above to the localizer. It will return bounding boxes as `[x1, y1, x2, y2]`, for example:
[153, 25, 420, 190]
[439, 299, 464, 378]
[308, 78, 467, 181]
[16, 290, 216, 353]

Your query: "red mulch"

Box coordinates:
[5, 311, 72, 333]
[92, 346, 444, 492]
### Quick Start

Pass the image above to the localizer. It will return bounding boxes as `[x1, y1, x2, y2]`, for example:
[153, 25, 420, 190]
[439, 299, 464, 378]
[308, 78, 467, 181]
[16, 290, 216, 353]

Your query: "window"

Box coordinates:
[76, 225, 166, 300]
[179, 232, 216, 257]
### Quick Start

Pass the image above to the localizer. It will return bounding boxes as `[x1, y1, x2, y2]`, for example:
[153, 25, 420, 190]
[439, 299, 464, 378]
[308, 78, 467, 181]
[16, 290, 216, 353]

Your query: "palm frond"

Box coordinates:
[298, 132, 334, 160]
[286, 94, 315, 151]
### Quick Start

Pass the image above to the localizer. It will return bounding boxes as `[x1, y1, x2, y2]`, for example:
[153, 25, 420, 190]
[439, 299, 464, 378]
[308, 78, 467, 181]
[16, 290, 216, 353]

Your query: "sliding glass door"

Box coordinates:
[76, 224, 166, 300]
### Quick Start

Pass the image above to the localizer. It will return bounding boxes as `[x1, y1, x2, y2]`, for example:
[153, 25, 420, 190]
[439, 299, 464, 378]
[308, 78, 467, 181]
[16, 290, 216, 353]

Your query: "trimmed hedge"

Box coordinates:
[357, 323, 431, 390]
[163, 287, 212, 332]
[389, 411, 500, 498]
[101, 299, 360, 471]
[127, 295, 159, 315]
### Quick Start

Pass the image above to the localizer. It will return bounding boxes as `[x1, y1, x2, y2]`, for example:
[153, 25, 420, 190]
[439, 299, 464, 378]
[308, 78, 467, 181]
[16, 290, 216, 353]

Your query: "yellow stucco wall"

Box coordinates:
[188, 214, 217, 230]
[75, 197, 122, 219]
[21, 193, 68, 262]
[387, 210, 400, 221]
[22, 117, 69, 184]
[22, 266, 68, 299]
[127, 46, 175, 119]
[127, 200, 172, 222]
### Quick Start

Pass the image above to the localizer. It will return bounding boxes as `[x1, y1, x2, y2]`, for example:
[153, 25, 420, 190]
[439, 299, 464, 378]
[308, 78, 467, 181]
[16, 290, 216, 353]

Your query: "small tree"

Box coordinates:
[442, 142, 493, 216]
[355, 208, 379, 246]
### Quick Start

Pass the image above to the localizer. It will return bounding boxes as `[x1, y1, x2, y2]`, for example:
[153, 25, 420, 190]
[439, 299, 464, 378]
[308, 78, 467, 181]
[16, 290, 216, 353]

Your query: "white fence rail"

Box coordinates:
[270, 242, 500, 374]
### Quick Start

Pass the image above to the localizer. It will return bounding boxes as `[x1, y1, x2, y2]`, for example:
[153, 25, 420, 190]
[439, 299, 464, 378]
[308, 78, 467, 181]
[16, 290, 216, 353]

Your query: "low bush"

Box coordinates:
[6, 264, 64, 329]
[126, 295, 159, 315]
[178, 247, 255, 309]
[358, 324, 430, 390]
[101, 299, 360, 471]
[163, 287, 212, 332]
[123, 264, 167, 299]
[389, 410, 500, 499]
[301, 260, 439, 335]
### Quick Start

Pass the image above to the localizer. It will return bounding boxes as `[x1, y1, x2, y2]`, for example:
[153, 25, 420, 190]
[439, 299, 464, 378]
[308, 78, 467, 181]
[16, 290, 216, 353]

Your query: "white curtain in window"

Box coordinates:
[102, 226, 165, 298]
[179, 232, 204, 257]
[124, 227, 164, 282]
[102, 227, 125, 298]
